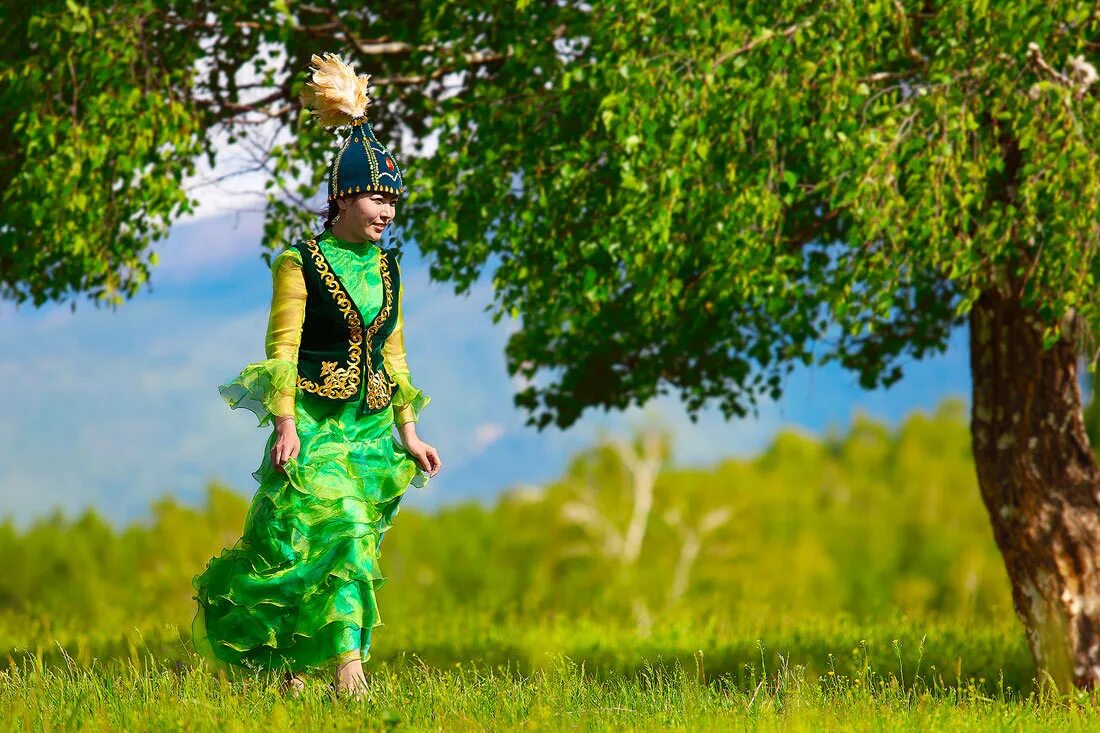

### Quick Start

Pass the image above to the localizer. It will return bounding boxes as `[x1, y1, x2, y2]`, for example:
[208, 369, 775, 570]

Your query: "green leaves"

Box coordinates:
[396, 0, 1100, 429]
[6, 0, 1100, 431]
[2, 1, 205, 306]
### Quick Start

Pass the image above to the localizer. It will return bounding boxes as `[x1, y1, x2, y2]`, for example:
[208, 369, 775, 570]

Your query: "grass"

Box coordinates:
[5, 614, 1100, 731]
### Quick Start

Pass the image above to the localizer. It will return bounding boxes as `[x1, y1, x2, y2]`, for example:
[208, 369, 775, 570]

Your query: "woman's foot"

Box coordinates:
[334, 656, 369, 699]
[279, 672, 305, 697]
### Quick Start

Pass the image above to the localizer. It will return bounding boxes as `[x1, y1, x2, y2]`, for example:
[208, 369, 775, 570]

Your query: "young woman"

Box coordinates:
[192, 52, 442, 697]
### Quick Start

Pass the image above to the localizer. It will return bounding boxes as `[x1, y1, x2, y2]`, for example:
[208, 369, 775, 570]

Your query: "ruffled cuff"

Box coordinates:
[390, 371, 431, 426]
[218, 358, 298, 427]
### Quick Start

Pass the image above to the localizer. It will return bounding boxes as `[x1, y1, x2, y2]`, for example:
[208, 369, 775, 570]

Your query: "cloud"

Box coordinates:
[472, 422, 506, 453]
[0, 273, 271, 524]
[150, 209, 273, 285]
[0, 210, 971, 527]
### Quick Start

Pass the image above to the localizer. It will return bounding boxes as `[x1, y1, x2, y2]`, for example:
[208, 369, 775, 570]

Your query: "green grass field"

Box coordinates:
[7, 613, 1100, 731]
[7, 408, 1098, 730]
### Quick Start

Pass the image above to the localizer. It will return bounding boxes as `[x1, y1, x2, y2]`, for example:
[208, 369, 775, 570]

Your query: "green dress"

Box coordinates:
[192, 228, 431, 672]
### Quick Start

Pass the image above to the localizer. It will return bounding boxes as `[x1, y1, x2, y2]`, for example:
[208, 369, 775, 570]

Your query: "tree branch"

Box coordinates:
[710, 19, 815, 72]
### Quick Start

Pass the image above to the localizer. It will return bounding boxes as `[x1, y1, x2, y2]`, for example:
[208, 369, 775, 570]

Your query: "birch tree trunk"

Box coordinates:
[970, 286, 1100, 690]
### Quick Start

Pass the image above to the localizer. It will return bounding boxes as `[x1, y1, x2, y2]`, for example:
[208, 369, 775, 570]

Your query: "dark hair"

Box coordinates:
[318, 198, 341, 230]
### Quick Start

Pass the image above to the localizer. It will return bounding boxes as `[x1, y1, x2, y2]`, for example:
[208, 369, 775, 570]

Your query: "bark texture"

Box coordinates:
[970, 286, 1100, 690]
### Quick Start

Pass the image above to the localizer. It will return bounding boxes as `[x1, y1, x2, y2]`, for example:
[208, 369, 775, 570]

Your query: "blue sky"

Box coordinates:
[0, 209, 971, 526]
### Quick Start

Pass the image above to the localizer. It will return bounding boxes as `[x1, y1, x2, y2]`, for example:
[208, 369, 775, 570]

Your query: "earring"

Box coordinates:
[332, 210, 342, 223]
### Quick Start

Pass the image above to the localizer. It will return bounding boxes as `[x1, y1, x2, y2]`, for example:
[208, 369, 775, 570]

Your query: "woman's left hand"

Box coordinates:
[404, 436, 442, 477]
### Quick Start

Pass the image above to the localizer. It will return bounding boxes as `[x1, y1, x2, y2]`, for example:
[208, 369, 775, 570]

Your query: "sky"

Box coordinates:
[0, 199, 972, 528]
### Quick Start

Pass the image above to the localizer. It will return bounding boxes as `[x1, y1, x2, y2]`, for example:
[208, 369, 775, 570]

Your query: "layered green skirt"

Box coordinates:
[192, 364, 430, 672]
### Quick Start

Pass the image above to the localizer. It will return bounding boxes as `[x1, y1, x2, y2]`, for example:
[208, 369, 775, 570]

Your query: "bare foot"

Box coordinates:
[279, 672, 305, 697]
[334, 657, 368, 699]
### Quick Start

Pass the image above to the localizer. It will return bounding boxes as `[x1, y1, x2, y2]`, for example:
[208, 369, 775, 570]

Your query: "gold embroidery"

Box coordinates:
[362, 253, 399, 410]
[295, 239, 398, 409]
[330, 133, 353, 200]
[296, 240, 363, 399]
[360, 132, 381, 189]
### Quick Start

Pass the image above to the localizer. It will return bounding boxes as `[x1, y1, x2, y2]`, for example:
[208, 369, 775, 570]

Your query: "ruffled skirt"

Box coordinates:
[192, 386, 429, 672]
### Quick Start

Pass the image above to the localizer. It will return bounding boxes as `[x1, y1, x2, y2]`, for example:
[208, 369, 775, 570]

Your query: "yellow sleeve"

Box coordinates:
[265, 249, 306, 417]
[216, 248, 305, 426]
[382, 259, 431, 425]
[266, 250, 307, 360]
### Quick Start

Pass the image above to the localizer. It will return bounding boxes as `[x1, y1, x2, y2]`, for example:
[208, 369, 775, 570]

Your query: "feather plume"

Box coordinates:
[300, 52, 371, 128]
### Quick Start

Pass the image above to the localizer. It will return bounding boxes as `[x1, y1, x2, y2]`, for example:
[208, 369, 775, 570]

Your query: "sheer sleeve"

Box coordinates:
[382, 259, 431, 426]
[218, 249, 306, 426]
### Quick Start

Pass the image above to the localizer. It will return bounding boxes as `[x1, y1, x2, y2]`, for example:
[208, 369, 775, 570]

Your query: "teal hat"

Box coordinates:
[300, 52, 407, 201]
[327, 117, 406, 200]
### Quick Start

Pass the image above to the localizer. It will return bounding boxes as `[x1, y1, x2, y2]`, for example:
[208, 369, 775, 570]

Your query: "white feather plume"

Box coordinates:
[300, 52, 371, 128]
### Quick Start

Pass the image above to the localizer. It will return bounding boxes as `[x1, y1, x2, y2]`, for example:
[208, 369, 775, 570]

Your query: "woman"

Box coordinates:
[192, 52, 442, 697]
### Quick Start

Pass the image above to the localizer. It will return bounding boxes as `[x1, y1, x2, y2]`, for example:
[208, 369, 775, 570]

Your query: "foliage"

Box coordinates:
[403, 0, 1100, 427]
[0, 0, 551, 304]
[0, 398, 1084, 726]
[8, 2, 1097, 428]
[1, 1, 206, 306]
[0, 399, 1009, 642]
[387, 398, 1011, 625]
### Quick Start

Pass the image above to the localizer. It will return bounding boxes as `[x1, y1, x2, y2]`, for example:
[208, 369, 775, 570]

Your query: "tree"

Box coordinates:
[7, 0, 1100, 688]
[1, 0, 546, 304]
[406, 1, 1100, 690]
[2, 1, 204, 306]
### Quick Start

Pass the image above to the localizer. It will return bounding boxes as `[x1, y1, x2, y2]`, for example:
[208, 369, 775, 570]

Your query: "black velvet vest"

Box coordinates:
[291, 237, 402, 416]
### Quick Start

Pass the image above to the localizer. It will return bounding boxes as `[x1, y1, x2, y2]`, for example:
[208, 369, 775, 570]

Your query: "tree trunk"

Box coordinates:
[970, 286, 1100, 690]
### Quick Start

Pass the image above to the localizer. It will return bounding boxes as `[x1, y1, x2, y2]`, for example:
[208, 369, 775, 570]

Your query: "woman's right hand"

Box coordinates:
[271, 416, 301, 472]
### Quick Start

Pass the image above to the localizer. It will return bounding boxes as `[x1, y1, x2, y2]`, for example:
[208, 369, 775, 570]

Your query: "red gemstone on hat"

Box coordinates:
[385, 157, 395, 170]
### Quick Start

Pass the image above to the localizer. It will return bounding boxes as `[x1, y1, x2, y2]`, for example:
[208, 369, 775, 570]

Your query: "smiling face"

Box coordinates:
[335, 190, 400, 242]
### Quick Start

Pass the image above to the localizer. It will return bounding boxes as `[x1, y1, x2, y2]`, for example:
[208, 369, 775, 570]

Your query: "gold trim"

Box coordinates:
[361, 133, 381, 189]
[329, 133, 353, 200]
[295, 240, 397, 408]
[362, 252, 398, 410]
[296, 239, 363, 399]
[358, 185, 405, 196]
